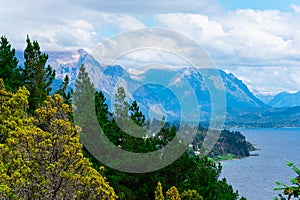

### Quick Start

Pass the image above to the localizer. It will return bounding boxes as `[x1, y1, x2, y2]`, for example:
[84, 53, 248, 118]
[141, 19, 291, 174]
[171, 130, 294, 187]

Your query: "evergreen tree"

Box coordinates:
[84, 87, 240, 200]
[0, 36, 21, 92]
[129, 100, 145, 126]
[22, 35, 55, 113]
[56, 75, 72, 105]
[114, 86, 129, 122]
[73, 64, 96, 129]
[95, 90, 110, 126]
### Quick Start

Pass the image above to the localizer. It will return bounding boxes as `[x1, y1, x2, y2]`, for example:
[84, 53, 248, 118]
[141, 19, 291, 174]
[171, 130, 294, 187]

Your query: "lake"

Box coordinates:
[220, 128, 300, 199]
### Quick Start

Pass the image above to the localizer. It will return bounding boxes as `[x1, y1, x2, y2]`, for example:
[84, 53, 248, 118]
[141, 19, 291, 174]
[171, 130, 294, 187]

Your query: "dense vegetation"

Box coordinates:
[192, 128, 255, 160]
[0, 35, 249, 199]
[0, 36, 117, 199]
[75, 64, 242, 200]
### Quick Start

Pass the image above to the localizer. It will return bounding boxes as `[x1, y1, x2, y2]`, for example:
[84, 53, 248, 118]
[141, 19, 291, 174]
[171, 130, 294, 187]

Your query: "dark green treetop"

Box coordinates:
[0, 36, 21, 92]
[23, 35, 55, 113]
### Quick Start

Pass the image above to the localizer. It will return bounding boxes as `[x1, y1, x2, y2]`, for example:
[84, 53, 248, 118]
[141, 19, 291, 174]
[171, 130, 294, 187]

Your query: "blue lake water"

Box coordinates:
[220, 128, 300, 199]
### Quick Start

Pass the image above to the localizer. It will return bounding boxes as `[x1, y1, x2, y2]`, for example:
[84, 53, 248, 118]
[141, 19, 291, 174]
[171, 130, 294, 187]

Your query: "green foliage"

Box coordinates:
[0, 36, 21, 92]
[22, 35, 56, 113]
[56, 75, 73, 105]
[0, 33, 249, 199]
[275, 161, 300, 200]
[73, 64, 97, 138]
[88, 86, 240, 200]
[166, 186, 181, 200]
[181, 190, 203, 200]
[130, 100, 145, 126]
[0, 84, 117, 199]
[155, 181, 164, 200]
[192, 129, 253, 159]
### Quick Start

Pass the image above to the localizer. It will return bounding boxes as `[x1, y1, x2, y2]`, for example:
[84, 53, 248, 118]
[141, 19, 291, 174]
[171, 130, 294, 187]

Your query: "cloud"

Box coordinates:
[2, 1, 300, 93]
[78, 0, 220, 14]
[224, 66, 300, 95]
[91, 28, 213, 69]
[291, 4, 300, 13]
[154, 10, 300, 68]
[0, 1, 145, 51]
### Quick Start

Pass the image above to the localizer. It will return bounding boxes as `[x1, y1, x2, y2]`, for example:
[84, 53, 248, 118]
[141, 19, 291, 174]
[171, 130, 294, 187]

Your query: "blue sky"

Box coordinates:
[1, 0, 300, 94]
[218, 0, 299, 11]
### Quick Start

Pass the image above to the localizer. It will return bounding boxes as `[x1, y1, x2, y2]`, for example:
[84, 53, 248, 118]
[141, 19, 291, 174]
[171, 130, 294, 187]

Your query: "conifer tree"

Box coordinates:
[95, 90, 109, 126]
[114, 86, 129, 122]
[0, 36, 21, 92]
[73, 64, 96, 127]
[56, 75, 72, 105]
[22, 35, 55, 113]
[129, 100, 145, 126]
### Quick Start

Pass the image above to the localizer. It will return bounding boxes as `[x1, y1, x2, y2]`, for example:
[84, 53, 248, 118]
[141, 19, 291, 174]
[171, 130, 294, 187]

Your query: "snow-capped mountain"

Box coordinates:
[16, 50, 268, 121]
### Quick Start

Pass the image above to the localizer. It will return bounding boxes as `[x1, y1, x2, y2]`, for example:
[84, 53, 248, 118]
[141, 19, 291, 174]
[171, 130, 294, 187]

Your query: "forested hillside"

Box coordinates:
[0, 35, 249, 199]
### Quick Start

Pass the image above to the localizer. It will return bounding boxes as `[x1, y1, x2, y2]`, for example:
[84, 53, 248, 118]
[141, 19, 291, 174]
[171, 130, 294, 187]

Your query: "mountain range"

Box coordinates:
[15, 49, 300, 127]
[268, 91, 300, 107]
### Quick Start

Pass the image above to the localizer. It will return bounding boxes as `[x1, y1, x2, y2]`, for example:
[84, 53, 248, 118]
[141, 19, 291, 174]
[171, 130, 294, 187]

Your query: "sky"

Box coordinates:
[1, 0, 300, 95]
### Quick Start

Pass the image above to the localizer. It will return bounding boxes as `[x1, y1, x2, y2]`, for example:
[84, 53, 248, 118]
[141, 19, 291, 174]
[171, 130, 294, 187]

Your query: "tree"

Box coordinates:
[129, 100, 145, 126]
[73, 64, 96, 127]
[275, 161, 300, 200]
[114, 86, 129, 122]
[95, 90, 110, 127]
[85, 87, 240, 200]
[0, 36, 21, 92]
[166, 186, 181, 200]
[0, 88, 117, 199]
[56, 75, 72, 105]
[22, 35, 56, 113]
[0, 79, 27, 144]
[181, 190, 203, 200]
[155, 181, 164, 200]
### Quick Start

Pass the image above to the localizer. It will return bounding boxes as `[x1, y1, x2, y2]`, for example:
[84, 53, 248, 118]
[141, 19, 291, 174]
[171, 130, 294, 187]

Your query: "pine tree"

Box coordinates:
[0, 36, 21, 92]
[73, 64, 96, 131]
[95, 90, 109, 126]
[22, 35, 56, 113]
[114, 86, 129, 122]
[129, 100, 145, 126]
[56, 75, 72, 105]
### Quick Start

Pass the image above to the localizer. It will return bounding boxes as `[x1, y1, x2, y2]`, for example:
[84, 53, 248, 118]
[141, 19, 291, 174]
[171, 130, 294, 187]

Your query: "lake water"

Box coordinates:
[220, 128, 300, 199]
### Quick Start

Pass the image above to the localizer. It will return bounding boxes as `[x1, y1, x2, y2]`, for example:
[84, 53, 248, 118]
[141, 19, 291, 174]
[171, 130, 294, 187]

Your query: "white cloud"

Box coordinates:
[154, 10, 300, 65]
[0, 1, 146, 51]
[78, 0, 220, 14]
[224, 66, 300, 95]
[151, 10, 300, 93]
[291, 4, 300, 13]
[2, 1, 300, 93]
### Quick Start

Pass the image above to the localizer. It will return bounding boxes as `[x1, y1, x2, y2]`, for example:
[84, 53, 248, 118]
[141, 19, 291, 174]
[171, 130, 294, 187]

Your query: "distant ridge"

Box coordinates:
[15, 49, 269, 122]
